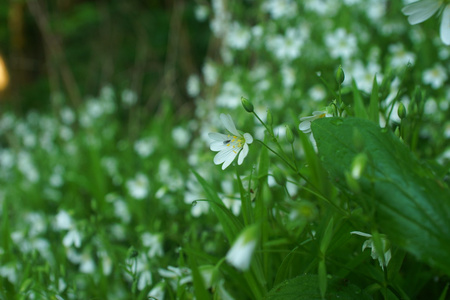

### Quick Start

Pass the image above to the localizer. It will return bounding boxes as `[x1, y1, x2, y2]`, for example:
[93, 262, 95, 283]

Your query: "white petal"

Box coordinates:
[243, 133, 253, 144]
[209, 132, 228, 141]
[222, 150, 239, 170]
[220, 114, 240, 136]
[214, 147, 237, 164]
[402, 0, 440, 25]
[350, 231, 372, 238]
[440, 5, 450, 45]
[210, 141, 228, 151]
[238, 143, 249, 165]
[299, 121, 312, 133]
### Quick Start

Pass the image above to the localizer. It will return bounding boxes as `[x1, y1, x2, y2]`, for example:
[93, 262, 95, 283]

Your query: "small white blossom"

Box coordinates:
[351, 231, 391, 269]
[423, 64, 448, 89]
[126, 173, 150, 200]
[226, 225, 259, 271]
[208, 114, 253, 170]
[186, 74, 201, 97]
[325, 28, 357, 61]
[299, 111, 332, 134]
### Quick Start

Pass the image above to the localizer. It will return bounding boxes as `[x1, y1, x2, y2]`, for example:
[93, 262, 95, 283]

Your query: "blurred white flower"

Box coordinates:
[148, 281, 165, 300]
[281, 66, 296, 89]
[63, 229, 82, 248]
[203, 61, 218, 86]
[225, 22, 251, 50]
[172, 126, 191, 148]
[186, 74, 200, 97]
[299, 111, 332, 134]
[195, 5, 209, 21]
[126, 173, 150, 200]
[226, 225, 259, 271]
[388, 43, 416, 68]
[402, 1, 450, 45]
[55, 210, 73, 230]
[158, 266, 192, 288]
[263, 0, 297, 19]
[60, 107, 76, 125]
[351, 231, 391, 269]
[325, 28, 357, 60]
[121, 89, 138, 107]
[134, 137, 157, 158]
[423, 64, 448, 89]
[308, 84, 326, 102]
[266, 28, 304, 61]
[141, 232, 164, 258]
[216, 81, 243, 108]
[208, 114, 253, 170]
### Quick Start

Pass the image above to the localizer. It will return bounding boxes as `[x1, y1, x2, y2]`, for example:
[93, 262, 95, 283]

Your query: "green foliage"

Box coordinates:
[312, 117, 450, 275]
[266, 275, 372, 300]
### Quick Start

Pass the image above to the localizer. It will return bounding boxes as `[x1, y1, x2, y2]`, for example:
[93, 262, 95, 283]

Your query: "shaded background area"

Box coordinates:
[0, 0, 210, 115]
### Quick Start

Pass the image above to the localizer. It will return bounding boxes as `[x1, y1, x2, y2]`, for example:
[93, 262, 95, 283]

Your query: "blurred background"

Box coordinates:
[0, 0, 209, 115]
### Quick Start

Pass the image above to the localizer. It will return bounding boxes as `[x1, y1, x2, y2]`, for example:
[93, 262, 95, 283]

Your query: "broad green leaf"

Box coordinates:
[311, 117, 450, 275]
[352, 80, 369, 119]
[265, 274, 371, 300]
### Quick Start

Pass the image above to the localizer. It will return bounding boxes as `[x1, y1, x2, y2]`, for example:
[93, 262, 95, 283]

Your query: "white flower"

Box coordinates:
[423, 64, 448, 89]
[299, 111, 332, 134]
[351, 231, 391, 269]
[126, 173, 150, 200]
[226, 225, 259, 271]
[208, 114, 253, 170]
[186, 74, 201, 97]
[325, 28, 357, 61]
[402, 1, 450, 45]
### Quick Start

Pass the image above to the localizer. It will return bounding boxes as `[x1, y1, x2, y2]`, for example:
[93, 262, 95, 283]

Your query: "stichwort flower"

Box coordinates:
[402, 0, 450, 45]
[208, 114, 253, 170]
[299, 111, 332, 134]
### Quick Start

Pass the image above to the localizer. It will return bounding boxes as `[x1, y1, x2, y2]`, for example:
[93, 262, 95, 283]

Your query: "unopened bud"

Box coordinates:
[285, 125, 294, 144]
[273, 168, 287, 186]
[351, 153, 367, 180]
[241, 97, 254, 113]
[336, 65, 345, 84]
[397, 103, 406, 120]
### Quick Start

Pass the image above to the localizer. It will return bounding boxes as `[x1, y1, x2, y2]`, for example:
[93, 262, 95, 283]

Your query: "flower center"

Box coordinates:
[226, 135, 244, 153]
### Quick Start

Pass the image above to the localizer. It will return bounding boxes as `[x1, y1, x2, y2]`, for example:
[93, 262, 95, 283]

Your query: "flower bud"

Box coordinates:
[241, 97, 254, 113]
[273, 168, 287, 186]
[397, 103, 406, 120]
[285, 125, 294, 144]
[336, 65, 345, 84]
[351, 153, 367, 180]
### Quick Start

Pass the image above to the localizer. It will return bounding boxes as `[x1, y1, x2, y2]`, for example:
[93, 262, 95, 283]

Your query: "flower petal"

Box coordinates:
[238, 143, 249, 165]
[402, 0, 440, 25]
[208, 132, 228, 141]
[210, 141, 228, 151]
[220, 114, 240, 136]
[243, 133, 253, 144]
[214, 147, 237, 165]
[299, 120, 312, 133]
[222, 150, 239, 169]
[440, 5, 450, 45]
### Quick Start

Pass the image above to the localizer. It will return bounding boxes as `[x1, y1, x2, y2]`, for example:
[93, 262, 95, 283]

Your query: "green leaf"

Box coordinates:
[265, 274, 371, 300]
[311, 117, 450, 275]
[192, 170, 243, 243]
[352, 80, 369, 119]
[369, 75, 379, 124]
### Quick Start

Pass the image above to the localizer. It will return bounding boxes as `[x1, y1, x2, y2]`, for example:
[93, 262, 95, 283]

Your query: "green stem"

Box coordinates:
[255, 139, 295, 171]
